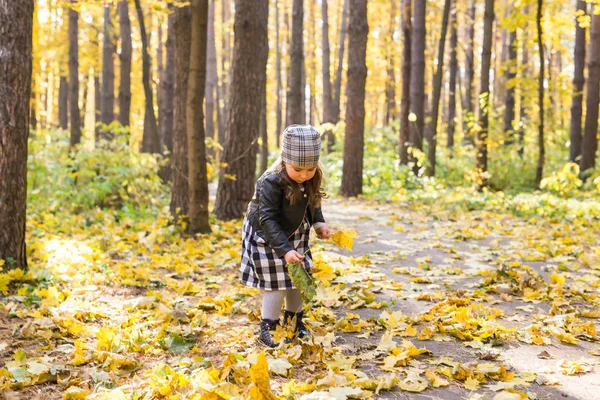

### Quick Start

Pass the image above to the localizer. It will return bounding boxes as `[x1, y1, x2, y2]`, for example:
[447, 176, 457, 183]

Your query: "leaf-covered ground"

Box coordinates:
[1, 192, 599, 400]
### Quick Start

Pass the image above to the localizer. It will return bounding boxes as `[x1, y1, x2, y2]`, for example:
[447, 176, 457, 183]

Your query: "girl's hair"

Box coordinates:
[274, 160, 327, 207]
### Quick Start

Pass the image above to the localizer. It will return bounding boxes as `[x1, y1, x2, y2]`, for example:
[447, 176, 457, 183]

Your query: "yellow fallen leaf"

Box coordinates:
[62, 387, 90, 400]
[397, 377, 428, 392]
[425, 369, 449, 388]
[249, 353, 278, 400]
[464, 377, 480, 390]
[493, 390, 528, 400]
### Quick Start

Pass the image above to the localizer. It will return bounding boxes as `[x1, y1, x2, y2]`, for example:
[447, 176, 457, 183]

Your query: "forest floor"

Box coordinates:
[1, 192, 599, 400]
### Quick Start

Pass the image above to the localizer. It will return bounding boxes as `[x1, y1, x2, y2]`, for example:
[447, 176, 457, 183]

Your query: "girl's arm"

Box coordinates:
[258, 178, 295, 258]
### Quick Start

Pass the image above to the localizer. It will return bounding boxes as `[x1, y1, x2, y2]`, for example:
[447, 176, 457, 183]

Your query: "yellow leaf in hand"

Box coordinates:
[331, 229, 359, 250]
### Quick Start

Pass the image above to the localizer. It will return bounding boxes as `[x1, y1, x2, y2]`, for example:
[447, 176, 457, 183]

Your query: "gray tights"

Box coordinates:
[261, 289, 304, 320]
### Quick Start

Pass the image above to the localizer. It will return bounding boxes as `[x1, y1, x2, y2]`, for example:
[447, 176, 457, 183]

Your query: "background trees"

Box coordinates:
[2, 0, 600, 262]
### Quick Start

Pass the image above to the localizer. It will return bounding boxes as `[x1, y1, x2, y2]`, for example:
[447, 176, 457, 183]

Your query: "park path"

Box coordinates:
[315, 194, 599, 400]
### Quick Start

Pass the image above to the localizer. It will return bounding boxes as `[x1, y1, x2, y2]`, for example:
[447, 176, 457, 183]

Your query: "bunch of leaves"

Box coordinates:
[288, 261, 317, 302]
[331, 229, 359, 250]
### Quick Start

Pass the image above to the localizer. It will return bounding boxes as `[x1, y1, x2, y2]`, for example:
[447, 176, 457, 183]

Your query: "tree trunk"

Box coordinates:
[384, 0, 397, 126]
[187, 0, 211, 234]
[214, 0, 269, 220]
[503, 28, 517, 144]
[321, 0, 333, 138]
[170, 5, 191, 220]
[162, 11, 175, 156]
[81, 73, 88, 130]
[205, 0, 217, 157]
[68, 1, 82, 147]
[447, 2, 458, 149]
[399, 0, 411, 165]
[464, 0, 476, 143]
[101, 3, 115, 132]
[535, 0, 545, 186]
[259, 82, 268, 175]
[333, 0, 349, 127]
[581, 12, 600, 173]
[59, 75, 69, 130]
[94, 74, 101, 141]
[276, 0, 283, 143]
[518, 8, 529, 157]
[134, 0, 160, 153]
[409, 0, 426, 174]
[118, 0, 132, 127]
[340, 0, 368, 197]
[287, 0, 304, 125]
[476, 0, 495, 188]
[219, 0, 230, 137]
[570, 0, 587, 163]
[157, 18, 164, 150]
[0, 0, 33, 270]
[426, 0, 451, 177]
[309, 0, 317, 126]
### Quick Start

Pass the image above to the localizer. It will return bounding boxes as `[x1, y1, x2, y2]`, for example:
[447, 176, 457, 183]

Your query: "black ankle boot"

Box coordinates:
[259, 319, 280, 348]
[283, 310, 310, 339]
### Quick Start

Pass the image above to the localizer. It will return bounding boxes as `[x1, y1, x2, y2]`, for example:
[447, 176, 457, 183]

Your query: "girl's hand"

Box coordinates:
[285, 250, 305, 263]
[315, 224, 330, 239]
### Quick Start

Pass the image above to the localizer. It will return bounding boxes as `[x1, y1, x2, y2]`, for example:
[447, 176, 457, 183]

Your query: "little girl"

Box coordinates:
[240, 124, 330, 347]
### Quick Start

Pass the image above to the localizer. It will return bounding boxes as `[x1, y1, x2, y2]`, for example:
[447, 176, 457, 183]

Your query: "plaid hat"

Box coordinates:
[280, 125, 321, 167]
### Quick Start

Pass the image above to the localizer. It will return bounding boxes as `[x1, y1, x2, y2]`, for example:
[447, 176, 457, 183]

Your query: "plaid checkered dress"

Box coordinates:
[240, 216, 313, 291]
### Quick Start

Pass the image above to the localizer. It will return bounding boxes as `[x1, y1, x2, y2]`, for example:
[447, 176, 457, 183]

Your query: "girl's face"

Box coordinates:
[285, 163, 317, 184]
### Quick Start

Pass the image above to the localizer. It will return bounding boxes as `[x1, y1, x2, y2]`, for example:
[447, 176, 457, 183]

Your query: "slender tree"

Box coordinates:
[259, 83, 268, 175]
[157, 19, 164, 147]
[503, 26, 517, 144]
[187, 0, 211, 234]
[118, 0, 132, 127]
[581, 12, 600, 173]
[275, 0, 283, 143]
[477, 0, 495, 188]
[409, 0, 426, 173]
[101, 3, 115, 132]
[68, 1, 82, 146]
[321, 0, 333, 149]
[535, 0, 545, 186]
[94, 74, 101, 139]
[170, 5, 191, 219]
[205, 0, 218, 157]
[399, 0, 411, 165]
[447, 2, 458, 149]
[332, 0, 349, 126]
[570, 0, 587, 163]
[0, 0, 33, 269]
[384, 0, 397, 125]
[518, 5, 530, 157]
[340, 0, 368, 197]
[134, 0, 160, 153]
[214, 0, 269, 220]
[464, 0, 476, 143]
[287, 0, 304, 125]
[504, 5, 518, 145]
[59, 75, 69, 130]
[426, 0, 451, 177]
[162, 12, 175, 156]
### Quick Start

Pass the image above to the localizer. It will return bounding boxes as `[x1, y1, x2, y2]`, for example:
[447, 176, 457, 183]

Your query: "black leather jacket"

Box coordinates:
[245, 170, 325, 258]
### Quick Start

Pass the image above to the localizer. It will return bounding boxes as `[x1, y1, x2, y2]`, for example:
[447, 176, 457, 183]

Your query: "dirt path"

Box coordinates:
[318, 195, 599, 400]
